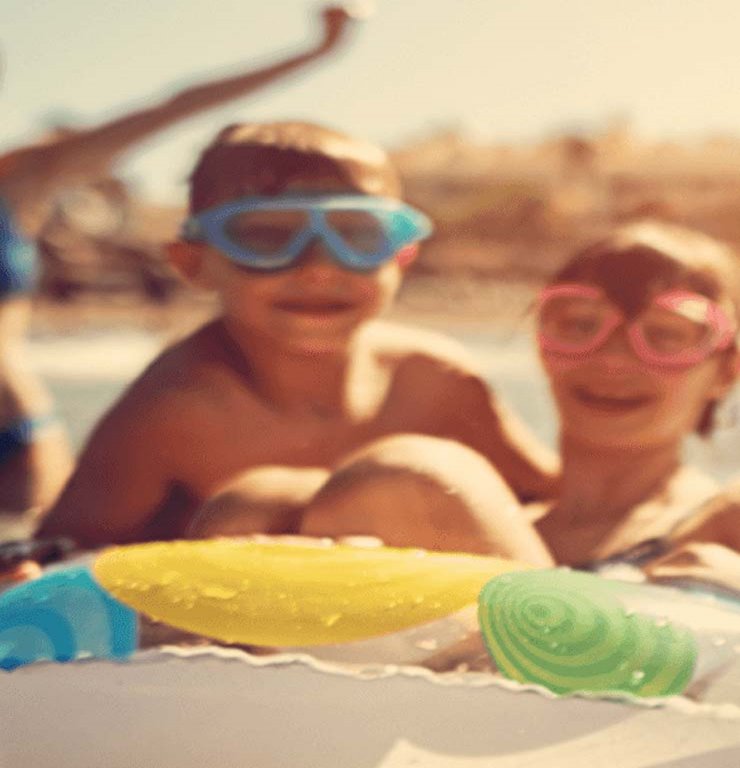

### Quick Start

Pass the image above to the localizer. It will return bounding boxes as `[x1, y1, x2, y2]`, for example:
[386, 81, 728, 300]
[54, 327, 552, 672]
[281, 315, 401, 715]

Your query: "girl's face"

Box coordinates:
[539, 281, 738, 451]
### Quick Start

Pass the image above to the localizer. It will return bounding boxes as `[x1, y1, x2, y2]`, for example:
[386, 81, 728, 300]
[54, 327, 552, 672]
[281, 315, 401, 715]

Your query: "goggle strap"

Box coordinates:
[396, 245, 418, 268]
[181, 219, 202, 241]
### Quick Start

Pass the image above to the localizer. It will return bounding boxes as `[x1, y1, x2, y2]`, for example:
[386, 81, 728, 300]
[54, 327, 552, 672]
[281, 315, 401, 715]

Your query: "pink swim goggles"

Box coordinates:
[537, 283, 737, 368]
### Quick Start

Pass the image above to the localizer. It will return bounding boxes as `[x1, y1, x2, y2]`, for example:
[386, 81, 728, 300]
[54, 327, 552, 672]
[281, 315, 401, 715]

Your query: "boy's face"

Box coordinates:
[191, 175, 405, 354]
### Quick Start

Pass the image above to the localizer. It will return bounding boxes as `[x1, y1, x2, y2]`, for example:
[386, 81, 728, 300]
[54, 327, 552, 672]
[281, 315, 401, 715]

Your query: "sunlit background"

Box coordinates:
[4, 0, 740, 478]
[4, 0, 740, 202]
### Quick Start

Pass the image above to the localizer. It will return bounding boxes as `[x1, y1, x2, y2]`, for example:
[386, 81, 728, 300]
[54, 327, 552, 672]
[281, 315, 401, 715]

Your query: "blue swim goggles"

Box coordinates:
[182, 194, 433, 272]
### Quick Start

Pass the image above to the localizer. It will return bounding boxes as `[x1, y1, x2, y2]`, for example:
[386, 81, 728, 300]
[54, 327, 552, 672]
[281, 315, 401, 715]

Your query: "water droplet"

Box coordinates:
[415, 639, 439, 651]
[413, 595, 425, 605]
[549, 641, 558, 650]
[240, 579, 251, 589]
[630, 670, 646, 686]
[200, 584, 238, 600]
[322, 613, 342, 628]
[277, 592, 288, 600]
[158, 571, 179, 586]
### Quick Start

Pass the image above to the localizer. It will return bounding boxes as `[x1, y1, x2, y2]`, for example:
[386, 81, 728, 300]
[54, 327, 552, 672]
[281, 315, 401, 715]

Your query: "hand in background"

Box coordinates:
[318, 4, 369, 52]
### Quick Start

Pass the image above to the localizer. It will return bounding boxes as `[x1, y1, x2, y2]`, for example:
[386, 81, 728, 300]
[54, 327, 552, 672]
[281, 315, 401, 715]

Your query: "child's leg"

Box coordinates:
[187, 466, 329, 537]
[300, 435, 554, 565]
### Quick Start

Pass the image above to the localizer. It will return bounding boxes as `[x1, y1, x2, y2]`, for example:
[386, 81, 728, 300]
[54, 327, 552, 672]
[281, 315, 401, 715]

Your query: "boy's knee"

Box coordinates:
[335, 434, 517, 509]
[188, 466, 329, 538]
[300, 436, 519, 552]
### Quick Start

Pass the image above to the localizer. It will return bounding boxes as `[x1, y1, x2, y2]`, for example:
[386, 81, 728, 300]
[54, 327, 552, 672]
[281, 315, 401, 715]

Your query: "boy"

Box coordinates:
[36, 121, 558, 552]
[0, 5, 355, 515]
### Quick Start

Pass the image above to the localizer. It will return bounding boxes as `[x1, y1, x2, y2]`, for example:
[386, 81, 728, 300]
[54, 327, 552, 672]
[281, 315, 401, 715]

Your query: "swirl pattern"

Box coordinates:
[478, 570, 697, 698]
[0, 565, 137, 670]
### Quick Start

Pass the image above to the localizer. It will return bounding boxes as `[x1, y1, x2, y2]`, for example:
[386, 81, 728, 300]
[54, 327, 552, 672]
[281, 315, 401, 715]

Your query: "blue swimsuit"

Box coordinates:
[0, 200, 54, 464]
[0, 198, 38, 297]
[0, 415, 59, 465]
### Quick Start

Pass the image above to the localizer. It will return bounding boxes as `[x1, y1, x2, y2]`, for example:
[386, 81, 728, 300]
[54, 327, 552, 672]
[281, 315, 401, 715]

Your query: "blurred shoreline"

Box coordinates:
[34, 125, 740, 328]
[29, 274, 539, 338]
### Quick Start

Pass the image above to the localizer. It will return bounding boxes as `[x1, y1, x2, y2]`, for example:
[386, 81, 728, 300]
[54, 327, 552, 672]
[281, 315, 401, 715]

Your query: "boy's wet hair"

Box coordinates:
[551, 221, 740, 436]
[189, 121, 402, 213]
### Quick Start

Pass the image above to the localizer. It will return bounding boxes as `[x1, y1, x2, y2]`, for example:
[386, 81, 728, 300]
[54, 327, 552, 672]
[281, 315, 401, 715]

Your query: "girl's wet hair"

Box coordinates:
[551, 221, 740, 317]
[550, 221, 740, 436]
[189, 121, 402, 213]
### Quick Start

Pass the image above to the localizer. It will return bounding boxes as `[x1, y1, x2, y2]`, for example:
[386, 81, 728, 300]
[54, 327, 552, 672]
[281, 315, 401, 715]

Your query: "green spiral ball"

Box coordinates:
[478, 570, 697, 698]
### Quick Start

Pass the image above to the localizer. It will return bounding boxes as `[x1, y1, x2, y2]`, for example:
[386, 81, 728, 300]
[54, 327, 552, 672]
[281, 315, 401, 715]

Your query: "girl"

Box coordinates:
[299, 221, 740, 572]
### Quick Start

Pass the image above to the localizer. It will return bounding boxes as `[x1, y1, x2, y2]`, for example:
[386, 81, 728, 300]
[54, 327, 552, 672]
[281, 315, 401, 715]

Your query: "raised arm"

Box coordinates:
[3, 6, 357, 201]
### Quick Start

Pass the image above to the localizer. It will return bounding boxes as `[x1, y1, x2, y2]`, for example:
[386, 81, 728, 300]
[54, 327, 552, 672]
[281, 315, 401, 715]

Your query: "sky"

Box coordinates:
[3, 0, 740, 202]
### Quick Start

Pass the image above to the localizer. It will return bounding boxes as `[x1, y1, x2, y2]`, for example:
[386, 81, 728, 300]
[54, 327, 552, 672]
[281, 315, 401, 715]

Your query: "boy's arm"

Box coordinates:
[9, 6, 355, 194]
[35, 398, 175, 548]
[441, 371, 560, 502]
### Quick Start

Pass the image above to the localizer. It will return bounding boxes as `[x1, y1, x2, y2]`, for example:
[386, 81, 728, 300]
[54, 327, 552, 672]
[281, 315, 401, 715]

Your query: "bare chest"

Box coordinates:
[174, 386, 446, 501]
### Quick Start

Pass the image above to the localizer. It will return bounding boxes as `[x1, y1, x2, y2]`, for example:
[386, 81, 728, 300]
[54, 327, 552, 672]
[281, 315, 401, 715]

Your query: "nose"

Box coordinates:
[294, 236, 342, 280]
[596, 324, 641, 368]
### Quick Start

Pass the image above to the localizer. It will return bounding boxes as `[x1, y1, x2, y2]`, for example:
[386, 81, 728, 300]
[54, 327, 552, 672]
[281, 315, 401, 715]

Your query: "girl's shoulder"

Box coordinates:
[662, 465, 720, 518]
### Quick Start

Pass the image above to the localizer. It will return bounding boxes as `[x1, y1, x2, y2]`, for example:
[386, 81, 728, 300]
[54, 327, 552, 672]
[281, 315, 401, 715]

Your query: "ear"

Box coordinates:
[395, 244, 419, 270]
[166, 241, 214, 289]
[710, 347, 740, 400]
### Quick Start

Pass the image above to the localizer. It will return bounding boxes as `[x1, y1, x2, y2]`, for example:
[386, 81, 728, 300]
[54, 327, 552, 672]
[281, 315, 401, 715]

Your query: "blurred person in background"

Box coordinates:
[0, 4, 356, 519]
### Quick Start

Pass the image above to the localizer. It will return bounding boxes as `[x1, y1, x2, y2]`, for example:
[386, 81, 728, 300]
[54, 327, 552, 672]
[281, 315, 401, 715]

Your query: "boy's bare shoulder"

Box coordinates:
[362, 320, 482, 378]
[110, 321, 250, 424]
[361, 321, 493, 412]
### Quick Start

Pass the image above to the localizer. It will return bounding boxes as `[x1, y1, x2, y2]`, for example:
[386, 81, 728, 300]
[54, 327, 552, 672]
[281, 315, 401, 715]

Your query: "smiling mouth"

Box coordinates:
[274, 298, 356, 315]
[572, 386, 654, 412]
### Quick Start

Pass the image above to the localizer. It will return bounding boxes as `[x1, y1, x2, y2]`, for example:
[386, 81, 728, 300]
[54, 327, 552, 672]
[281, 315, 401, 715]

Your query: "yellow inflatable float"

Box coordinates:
[93, 538, 528, 646]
